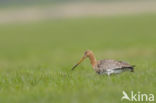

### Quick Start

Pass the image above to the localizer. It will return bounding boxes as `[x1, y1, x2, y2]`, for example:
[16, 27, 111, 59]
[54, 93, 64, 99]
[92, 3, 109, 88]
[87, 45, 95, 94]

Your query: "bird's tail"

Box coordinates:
[130, 65, 135, 72]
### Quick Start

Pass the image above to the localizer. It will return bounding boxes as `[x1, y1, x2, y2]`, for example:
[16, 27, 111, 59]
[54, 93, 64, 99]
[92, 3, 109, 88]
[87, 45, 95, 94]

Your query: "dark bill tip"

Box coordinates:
[72, 64, 79, 70]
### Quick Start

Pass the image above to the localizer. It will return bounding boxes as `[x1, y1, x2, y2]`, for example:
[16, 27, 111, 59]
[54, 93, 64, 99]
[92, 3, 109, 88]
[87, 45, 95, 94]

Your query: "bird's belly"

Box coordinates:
[101, 69, 123, 75]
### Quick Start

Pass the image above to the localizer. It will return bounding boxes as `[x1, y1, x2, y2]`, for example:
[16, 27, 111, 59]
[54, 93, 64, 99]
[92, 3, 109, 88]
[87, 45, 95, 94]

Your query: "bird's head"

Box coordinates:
[72, 50, 93, 70]
[84, 50, 93, 57]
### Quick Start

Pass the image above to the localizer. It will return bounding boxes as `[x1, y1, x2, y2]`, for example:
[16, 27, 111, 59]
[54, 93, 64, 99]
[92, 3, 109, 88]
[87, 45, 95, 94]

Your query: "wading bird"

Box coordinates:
[72, 50, 135, 75]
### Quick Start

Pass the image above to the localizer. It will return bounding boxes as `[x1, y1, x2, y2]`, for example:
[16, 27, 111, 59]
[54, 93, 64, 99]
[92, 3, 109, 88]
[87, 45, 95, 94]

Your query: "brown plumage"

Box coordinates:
[72, 50, 135, 75]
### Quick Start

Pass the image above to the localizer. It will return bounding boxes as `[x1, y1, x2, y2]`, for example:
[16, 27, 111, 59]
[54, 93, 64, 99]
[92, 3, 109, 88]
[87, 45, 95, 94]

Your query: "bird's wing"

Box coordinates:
[98, 59, 133, 70]
[116, 60, 132, 68]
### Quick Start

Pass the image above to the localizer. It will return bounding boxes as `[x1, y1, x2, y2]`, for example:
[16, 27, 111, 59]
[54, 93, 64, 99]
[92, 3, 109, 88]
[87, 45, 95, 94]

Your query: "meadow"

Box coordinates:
[0, 14, 156, 103]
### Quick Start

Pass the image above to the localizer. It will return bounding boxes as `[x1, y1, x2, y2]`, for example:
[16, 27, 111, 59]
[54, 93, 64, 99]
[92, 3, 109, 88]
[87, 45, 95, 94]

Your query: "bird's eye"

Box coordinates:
[84, 51, 88, 55]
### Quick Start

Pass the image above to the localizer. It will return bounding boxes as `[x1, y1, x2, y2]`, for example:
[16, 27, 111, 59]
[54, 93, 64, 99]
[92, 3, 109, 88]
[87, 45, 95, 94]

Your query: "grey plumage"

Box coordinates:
[95, 59, 134, 75]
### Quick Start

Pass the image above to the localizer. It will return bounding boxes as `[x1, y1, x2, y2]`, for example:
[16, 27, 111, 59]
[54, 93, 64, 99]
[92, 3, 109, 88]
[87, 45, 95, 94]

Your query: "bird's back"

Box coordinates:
[95, 59, 134, 74]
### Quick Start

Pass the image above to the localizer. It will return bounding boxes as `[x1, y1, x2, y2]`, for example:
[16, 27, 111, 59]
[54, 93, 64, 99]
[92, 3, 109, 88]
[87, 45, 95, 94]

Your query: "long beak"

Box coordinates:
[72, 56, 86, 70]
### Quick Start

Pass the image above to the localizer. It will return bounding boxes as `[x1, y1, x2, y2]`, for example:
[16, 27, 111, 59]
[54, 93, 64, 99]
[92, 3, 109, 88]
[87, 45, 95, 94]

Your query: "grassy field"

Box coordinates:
[0, 14, 156, 103]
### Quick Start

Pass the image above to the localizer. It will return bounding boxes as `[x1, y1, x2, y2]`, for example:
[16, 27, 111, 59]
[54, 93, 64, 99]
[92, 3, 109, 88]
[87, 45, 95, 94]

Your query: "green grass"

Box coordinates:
[0, 14, 156, 103]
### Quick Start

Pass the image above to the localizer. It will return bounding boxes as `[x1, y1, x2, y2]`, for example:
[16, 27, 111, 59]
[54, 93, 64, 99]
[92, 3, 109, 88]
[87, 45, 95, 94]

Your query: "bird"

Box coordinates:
[72, 50, 135, 75]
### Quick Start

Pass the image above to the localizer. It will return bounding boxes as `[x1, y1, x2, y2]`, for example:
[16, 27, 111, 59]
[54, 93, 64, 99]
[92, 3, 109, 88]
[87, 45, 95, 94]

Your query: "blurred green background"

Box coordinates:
[0, 0, 154, 7]
[0, 0, 156, 103]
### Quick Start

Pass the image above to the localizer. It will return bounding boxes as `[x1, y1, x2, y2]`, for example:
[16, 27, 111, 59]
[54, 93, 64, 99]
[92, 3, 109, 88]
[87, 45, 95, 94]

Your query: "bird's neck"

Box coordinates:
[88, 53, 97, 68]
